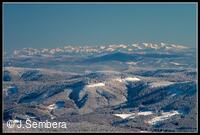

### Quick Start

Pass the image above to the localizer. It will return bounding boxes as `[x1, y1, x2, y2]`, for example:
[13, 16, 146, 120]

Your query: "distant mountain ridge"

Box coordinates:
[8, 42, 189, 57]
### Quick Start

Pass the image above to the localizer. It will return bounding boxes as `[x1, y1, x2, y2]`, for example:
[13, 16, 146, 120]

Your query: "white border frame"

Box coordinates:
[2, 2, 198, 133]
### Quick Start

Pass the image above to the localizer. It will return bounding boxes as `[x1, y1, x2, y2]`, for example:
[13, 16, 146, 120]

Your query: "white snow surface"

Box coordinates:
[86, 83, 105, 88]
[170, 62, 183, 66]
[149, 81, 174, 88]
[113, 111, 153, 119]
[147, 111, 180, 125]
[114, 77, 141, 83]
[124, 77, 141, 82]
[114, 110, 180, 125]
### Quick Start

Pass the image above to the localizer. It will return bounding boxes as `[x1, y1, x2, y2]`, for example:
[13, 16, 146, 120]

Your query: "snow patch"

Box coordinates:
[113, 114, 133, 119]
[126, 62, 137, 65]
[143, 43, 160, 50]
[124, 77, 141, 82]
[170, 62, 183, 66]
[114, 77, 141, 83]
[171, 44, 188, 49]
[147, 111, 179, 125]
[170, 94, 177, 97]
[113, 111, 153, 119]
[140, 131, 149, 133]
[132, 44, 142, 49]
[86, 83, 105, 88]
[149, 81, 174, 88]
[138, 111, 154, 116]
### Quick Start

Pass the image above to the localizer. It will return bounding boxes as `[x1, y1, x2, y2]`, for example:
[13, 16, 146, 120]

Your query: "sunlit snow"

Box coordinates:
[146, 111, 180, 125]
[124, 77, 141, 82]
[113, 111, 153, 119]
[86, 83, 105, 88]
[149, 81, 174, 88]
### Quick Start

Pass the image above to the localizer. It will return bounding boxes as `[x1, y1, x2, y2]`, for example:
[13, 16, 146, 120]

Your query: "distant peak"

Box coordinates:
[9, 42, 189, 57]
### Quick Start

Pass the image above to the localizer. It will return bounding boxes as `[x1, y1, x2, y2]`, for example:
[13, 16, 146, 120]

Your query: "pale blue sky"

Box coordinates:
[3, 3, 197, 53]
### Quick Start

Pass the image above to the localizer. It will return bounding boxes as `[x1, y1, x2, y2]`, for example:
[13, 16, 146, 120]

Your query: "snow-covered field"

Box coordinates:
[124, 77, 141, 82]
[149, 81, 174, 88]
[114, 114, 134, 119]
[115, 77, 141, 83]
[114, 110, 180, 126]
[86, 83, 105, 88]
[113, 111, 153, 119]
[146, 111, 180, 125]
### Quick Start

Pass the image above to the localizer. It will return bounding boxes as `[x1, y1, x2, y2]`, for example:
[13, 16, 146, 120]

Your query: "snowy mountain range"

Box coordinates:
[3, 41, 197, 132]
[10, 42, 189, 57]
